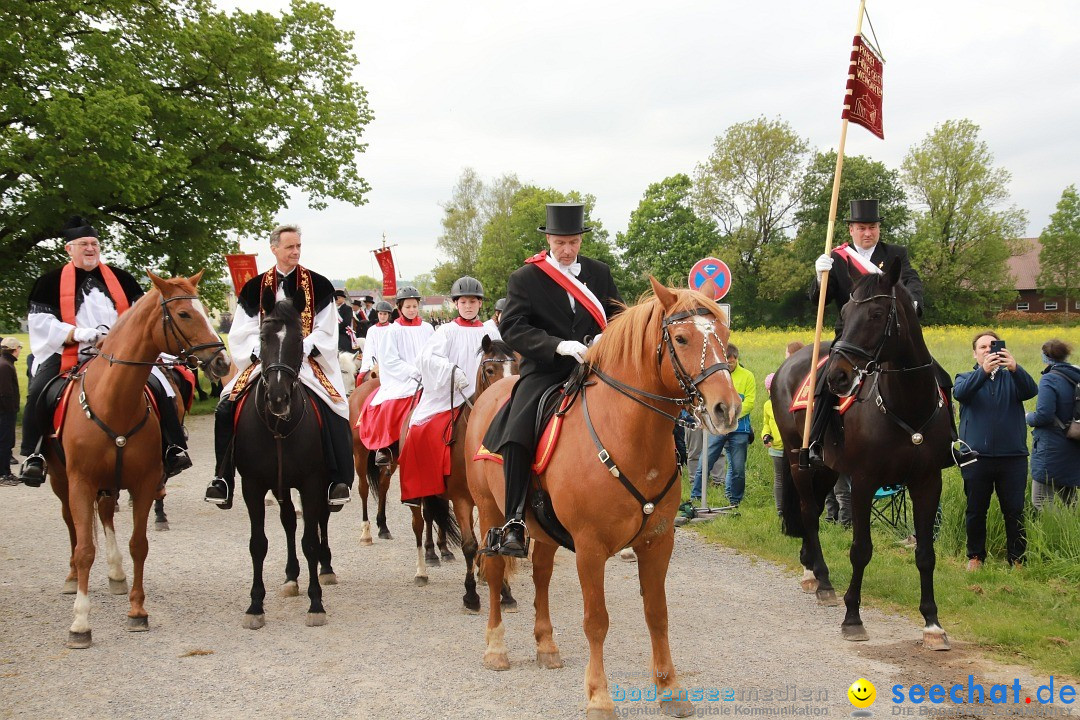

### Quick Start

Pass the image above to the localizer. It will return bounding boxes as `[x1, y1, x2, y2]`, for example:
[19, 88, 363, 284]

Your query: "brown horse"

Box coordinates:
[465, 279, 741, 719]
[772, 259, 953, 649]
[46, 271, 229, 648]
[348, 367, 395, 545]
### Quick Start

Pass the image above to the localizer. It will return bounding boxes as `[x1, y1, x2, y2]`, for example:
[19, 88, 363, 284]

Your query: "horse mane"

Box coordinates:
[260, 299, 301, 339]
[477, 338, 515, 357]
[587, 287, 728, 380]
[107, 275, 198, 335]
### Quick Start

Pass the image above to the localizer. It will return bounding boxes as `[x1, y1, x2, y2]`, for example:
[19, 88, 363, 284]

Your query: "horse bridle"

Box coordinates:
[97, 293, 226, 371]
[591, 306, 730, 428]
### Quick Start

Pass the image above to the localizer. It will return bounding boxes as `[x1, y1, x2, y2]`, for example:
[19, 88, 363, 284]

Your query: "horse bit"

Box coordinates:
[830, 289, 941, 446]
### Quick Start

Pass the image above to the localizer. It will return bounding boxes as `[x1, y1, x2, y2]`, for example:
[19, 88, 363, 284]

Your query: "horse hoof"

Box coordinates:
[62, 579, 78, 595]
[923, 629, 951, 651]
[378, 530, 393, 540]
[842, 623, 869, 642]
[108, 578, 129, 595]
[536, 650, 564, 669]
[280, 581, 300, 597]
[413, 576, 429, 587]
[585, 708, 618, 720]
[482, 652, 510, 671]
[441, 550, 456, 562]
[66, 630, 92, 649]
[305, 612, 327, 627]
[463, 597, 481, 614]
[126, 615, 149, 632]
[816, 589, 840, 606]
[661, 699, 695, 717]
[359, 537, 374, 546]
[464, 605, 481, 615]
[426, 554, 441, 567]
[243, 614, 265, 630]
[501, 599, 519, 613]
[318, 573, 338, 585]
[154, 520, 169, 531]
[800, 578, 819, 593]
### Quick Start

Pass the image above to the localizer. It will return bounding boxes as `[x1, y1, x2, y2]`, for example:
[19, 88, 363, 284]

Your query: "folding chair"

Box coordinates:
[871, 484, 911, 539]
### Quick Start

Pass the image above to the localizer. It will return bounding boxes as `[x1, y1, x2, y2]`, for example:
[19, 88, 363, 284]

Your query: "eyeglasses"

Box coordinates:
[68, 240, 101, 249]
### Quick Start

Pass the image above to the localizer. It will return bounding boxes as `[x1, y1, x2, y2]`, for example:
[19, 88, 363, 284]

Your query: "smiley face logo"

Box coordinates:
[848, 678, 876, 709]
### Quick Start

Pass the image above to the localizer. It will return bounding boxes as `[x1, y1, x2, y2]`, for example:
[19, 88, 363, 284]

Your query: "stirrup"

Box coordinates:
[497, 519, 529, 558]
[18, 453, 46, 486]
[481, 526, 503, 556]
[951, 440, 979, 468]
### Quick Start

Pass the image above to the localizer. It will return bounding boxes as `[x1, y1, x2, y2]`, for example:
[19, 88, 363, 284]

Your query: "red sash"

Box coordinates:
[59, 263, 130, 372]
[834, 243, 882, 276]
[525, 251, 606, 330]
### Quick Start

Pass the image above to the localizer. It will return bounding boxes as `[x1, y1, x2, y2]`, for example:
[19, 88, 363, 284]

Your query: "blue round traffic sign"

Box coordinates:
[688, 257, 732, 300]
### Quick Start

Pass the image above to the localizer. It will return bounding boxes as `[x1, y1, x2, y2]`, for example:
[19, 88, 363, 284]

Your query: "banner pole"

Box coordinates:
[799, 0, 868, 462]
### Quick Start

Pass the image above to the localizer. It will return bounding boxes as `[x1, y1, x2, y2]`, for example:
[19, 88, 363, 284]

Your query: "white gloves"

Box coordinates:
[407, 367, 423, 384]
[453, 373, 470, 392]
[72, 327, 102, 344]
[814, 254, 834, 283]
[556, 340, 588, 364]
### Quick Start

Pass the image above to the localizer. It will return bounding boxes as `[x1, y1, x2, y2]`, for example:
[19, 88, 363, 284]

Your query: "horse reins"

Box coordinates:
[76, 369, 153, 497]
[97, 293, 227, 372]
[832, 289, 943, 446]
[255, 361, 310, 502]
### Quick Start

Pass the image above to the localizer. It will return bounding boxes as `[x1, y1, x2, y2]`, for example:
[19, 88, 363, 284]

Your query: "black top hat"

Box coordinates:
[62, 215, 98, 242]
[538, 203, 592, 236]
[334, 289, 348, 299]
[847, 199, 881, 224]
[362, 295, 374, 303]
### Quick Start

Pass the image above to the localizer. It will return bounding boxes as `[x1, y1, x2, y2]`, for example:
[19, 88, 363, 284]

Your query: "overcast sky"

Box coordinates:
[220, 0, 1080, 286]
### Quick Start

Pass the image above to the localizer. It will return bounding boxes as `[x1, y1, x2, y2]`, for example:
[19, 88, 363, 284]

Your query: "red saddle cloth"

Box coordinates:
[399, 406, 463, 501]
[789, 356, 857, 415]
[356, 390, 420, 449]
[473, 392, 574, 475]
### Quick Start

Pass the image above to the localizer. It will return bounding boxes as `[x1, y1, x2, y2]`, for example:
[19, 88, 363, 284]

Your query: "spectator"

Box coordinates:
[761, 372, 786, 515]
[1, 337, 22, 485]
[1027, 339, 1080, 509]
[954, 330, 1038, 570]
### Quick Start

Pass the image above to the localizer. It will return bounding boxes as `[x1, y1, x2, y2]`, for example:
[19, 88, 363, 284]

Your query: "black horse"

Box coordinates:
[235, 291, 338, 629]
[772, 258, 953, 650]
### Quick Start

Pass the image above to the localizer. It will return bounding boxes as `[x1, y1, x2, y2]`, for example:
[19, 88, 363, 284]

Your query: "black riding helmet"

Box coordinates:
[494, 297, 507, 313]
[395, 286, 421, 307]
[450, 276, 484, 300]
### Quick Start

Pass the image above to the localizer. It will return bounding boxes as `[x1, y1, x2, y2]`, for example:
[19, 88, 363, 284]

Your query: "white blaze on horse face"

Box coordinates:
[692, 316, 726, 368]
[500, 361, 513, 379]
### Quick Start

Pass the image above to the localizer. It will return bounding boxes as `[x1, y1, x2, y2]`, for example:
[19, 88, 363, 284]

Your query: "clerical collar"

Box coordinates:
[276, 267, 296, 278]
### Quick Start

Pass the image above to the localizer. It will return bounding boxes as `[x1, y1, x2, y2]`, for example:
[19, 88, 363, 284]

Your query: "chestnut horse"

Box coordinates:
[46, 272, 229, 648]
[466, 280, 741, 719]
[348, 368, 395, 545]
[772, 258, 953, 649]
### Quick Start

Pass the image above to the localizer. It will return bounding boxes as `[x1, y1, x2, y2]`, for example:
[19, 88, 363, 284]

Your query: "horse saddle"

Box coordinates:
[788, 355, 857, 415]
[475, 364, 592, 552]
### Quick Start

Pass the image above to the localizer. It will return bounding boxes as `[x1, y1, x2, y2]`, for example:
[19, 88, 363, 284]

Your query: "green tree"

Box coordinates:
[692, 117, 809, 324]
[434, 169, 522, 291]
[410, 272, 437, 297]
[902, 120, 1027, 323]
[475, 186, 621, 306]
[616, 174, 720, 300]
[1038, 185, 1080, 320]
[0, 0, 372, 323]
[344, 274, 381, 291]
[782, 152, 911, 323]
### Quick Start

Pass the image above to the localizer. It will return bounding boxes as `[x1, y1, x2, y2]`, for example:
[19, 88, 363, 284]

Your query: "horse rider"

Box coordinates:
[398, 276, 490, 504]
[482, 297, 505, 342]
[357, 300, 393, 381]
[809, 198, 973, 466]
[483, 203, 623, 557]
[357, 286, 434, 470]
[203, 224, 353, 510]
[334, 289, 355, 353]
[18, 216, 192, 486]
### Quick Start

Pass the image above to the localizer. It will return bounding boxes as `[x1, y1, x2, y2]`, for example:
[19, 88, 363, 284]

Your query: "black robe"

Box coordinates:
[811, 241, 924, 335]
[484, 255, 622, 452]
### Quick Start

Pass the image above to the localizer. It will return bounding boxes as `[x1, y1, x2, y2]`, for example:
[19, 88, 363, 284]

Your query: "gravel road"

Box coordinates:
[0, 414, 1054, 719]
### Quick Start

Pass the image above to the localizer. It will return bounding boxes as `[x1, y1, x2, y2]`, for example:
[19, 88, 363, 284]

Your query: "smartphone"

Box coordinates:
[990, 340, 1006, 354]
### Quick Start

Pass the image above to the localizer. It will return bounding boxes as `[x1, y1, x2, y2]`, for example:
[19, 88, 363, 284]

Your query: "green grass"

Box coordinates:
[682, 324, 1080, 678]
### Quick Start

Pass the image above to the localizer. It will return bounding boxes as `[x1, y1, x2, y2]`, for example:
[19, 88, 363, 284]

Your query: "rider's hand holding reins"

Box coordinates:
[70, 327, 102, 345]
[556, 340, 588, 364]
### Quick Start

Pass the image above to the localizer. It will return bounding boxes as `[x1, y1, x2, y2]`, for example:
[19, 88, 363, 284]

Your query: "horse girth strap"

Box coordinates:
[77, 371, 153, 496]
[579, 384, 680, 547]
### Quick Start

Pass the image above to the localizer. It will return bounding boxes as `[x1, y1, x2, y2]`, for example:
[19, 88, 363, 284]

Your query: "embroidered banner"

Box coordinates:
[842, 35, 884, 140]
[225, 254, 259, 295]
[374, 248, 397, 299]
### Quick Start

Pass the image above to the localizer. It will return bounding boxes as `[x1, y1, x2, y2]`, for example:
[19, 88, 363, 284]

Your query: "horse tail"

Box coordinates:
[780, 463, 804, 539]
[476, 553, 518, 583]
[422, 495, 461, 548]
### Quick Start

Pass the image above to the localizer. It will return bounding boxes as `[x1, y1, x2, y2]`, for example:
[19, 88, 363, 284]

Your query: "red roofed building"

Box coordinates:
[1007, 237, 1075, 314]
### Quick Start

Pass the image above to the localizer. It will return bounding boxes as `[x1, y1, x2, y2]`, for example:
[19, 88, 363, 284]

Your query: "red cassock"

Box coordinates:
[356, 390, 419, 450]
[398, 406, 462, 501]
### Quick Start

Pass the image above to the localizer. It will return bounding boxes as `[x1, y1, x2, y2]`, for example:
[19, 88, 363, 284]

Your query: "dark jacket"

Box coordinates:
[485, 255, 622, 451]
[0, 353, 17, 414]
[811, 241, 924, 335]
[1027, 362, 1080, 487]
[337, 302, 354, 352]
[954, 362, 1038, 457]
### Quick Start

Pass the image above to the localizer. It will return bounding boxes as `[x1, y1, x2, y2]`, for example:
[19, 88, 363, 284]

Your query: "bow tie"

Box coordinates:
[559, 262, 581, 277]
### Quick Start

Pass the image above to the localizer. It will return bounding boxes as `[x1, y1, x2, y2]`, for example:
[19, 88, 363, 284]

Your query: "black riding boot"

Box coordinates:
[18, 355, 60, 486]
[147, 374, 191, 478]
[804, 385, 836, 469]
[490, 442, 530, 558]
[313, 396, 353, 510]
[204, 397, 236, 508]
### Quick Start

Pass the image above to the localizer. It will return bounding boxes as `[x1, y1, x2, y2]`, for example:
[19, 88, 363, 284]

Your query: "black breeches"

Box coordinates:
[147, 373, 186, 451]
[20, 354, 60, 455]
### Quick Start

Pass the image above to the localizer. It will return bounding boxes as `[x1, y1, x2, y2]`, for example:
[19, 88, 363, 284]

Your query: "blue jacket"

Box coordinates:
[954, 362, 1038, 457]
[1027, 362, 1080, 487]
